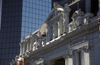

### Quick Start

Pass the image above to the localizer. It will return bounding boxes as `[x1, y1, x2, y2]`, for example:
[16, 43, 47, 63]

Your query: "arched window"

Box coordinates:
[54, 23, 58, 38]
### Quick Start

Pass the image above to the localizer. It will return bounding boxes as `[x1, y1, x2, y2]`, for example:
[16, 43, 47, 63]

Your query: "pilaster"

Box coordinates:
[20, 44, 23, 55]
[30, 38, 33, 51]
[58, 22, 60, 36]
[73, 50, 79, 65]
[52, 26, 55, 39]
[83, 46, 90, 65]
[38, 39, 42, 47]
[63, 52, 73, 65]
[47, 26, 51, 41]
[81, 50, 85, 65]
[26, 39, 30, 52]
[63, 54, 68, 65]
[23, 43, 26, 54]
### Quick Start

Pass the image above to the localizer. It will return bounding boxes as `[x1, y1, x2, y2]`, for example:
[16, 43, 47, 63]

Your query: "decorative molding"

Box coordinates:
[71, 36, 86, 45]
[63, 54, 69, 59]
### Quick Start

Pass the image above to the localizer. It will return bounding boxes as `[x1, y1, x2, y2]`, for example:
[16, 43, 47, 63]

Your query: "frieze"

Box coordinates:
[45, 43, 70, 57]
[71, 36, 86, 45]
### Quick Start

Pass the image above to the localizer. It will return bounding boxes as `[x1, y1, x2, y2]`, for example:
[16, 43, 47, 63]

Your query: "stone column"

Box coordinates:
[68, 57, 73, 65]
[46, 32, 48, 42]
[63, 54, 68, 65]
[48, 32, 51, 42]
[28, 40, 30, 51]
[20, 44, 22, 55]
[47, 26, 50, 41]
[48, 25, 53, 41]
[30, 38, 34, 51]
[52, 27, 55, 39]
[52, 27, 54, 39]
[30, 39, 32, 51]
[44, 38, 46, 45]
[47, 25, 51, 41]
[58, 22, 60, 36]
[35, 40, 38, 50]
[64, 3, 71, 33]
[73, 50, 78, 65]
[53, 26, 56, 38]
[26, 42, 28, 52]
[42, 39, 46, 47]
[81, 50, 85, 65]
[65, 56, 68, 65]
[83, 47, 90, 65]
[63, 18, 66, 33]
[63, 54, 73, 65]
[27, 43, 30, 52]
[25, 43, 27, 53]
[32, 42, 35, 51]
[23, 43, 26, 54]
[68, 54, 73, 65]
[53, 22, 58, 38]
[39, 39, 42, 47]
[27, 39, 30, 52]
[21, 45, 23, 54]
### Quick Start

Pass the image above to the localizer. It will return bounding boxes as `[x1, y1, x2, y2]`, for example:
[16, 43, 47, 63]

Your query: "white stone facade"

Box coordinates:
[10, 1, 100, 65]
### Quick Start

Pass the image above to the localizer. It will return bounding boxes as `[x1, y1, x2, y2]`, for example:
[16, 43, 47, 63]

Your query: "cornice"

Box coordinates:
[23, 18, 98, 61]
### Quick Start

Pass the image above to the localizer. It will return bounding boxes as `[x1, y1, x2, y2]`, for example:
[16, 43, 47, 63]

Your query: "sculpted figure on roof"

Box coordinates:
[72, 9, 84, 28]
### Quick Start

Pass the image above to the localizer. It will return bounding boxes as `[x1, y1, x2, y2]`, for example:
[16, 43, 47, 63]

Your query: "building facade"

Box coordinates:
[0, 0, 53, 65]
[10, 0, 100, 65]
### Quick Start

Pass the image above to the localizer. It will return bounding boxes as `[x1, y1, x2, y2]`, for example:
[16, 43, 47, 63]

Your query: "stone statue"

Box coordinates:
[72, 9, 84, 28]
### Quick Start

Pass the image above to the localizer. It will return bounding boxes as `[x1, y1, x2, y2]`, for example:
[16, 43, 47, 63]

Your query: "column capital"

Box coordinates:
[26, 39, 30, 43]
[64, 3, 71, 13]
[76, 48, 81, 52]
[48, 61, 55, 65]
[19, 42, 24, 46]
[63, 54, 69, 59]
[64, 8, 71, 13]
[69, 51, 73, 55]
[82, 45, 89, 52]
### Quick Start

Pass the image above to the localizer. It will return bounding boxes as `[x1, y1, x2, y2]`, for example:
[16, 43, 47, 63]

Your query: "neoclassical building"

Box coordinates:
[10, 1, 100, 65]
